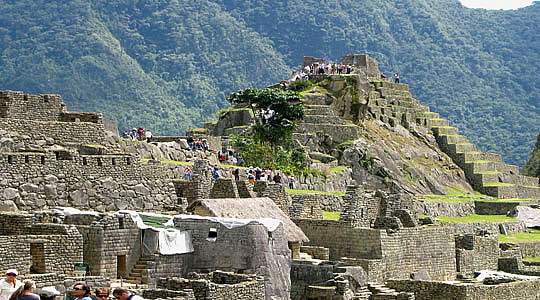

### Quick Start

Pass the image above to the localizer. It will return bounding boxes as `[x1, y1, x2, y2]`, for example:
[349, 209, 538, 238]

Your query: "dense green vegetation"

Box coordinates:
[1, 0, 539, 167]
[524, 135, 540, 177]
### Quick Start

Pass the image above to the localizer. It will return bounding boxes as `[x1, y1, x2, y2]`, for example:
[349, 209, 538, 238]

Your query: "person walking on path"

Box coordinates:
[0, 270, 22, 300]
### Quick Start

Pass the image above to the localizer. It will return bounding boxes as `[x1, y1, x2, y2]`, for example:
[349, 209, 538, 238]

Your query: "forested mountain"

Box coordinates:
[0, 0, 539, 167]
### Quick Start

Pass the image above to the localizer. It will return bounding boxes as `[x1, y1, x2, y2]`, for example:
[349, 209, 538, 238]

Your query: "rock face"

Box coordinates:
[508, 206, 540, 227]
[340, 121, 473, 196]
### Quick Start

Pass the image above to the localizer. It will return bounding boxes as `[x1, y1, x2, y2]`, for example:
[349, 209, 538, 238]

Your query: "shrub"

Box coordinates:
[288, 79, 313, 92]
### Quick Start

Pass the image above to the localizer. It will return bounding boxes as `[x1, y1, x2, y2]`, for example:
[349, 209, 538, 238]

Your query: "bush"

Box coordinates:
[288, 79, 313, 92]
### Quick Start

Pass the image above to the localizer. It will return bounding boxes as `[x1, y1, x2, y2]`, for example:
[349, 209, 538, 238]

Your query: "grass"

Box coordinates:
[286, 189, 345, 196]
[418, 186, 488, 203]
[330, 166, 348, 173]
[436, 214, 517, 223]
[322, 211, 341, 220]
[523, 257, 540, 262]
[499, 229, 540, 243]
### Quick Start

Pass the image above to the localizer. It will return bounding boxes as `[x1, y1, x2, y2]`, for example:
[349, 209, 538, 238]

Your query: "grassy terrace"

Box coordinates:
[499, 229, 540, 243]
[286, 189, 345, 196]
[434, 214, 517, 223]
[322, 211, 341, 220]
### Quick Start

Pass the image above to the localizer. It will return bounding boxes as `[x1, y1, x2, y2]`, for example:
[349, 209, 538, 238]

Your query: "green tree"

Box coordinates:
[227, 88, 304, 148]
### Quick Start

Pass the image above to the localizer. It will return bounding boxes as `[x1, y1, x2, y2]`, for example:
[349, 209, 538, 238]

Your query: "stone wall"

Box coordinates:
[379, 227, 456, 281]
[291, 260, 366, 300]
[455, 234, 499, 275]
[387, 279, 540, 300]
[443, 221, 526, 235]
[0, 91, 64, 121]
[141, 288, 196, 300]
[473, 200, 540, 215]
[413, 200, 475, 217]
[173, 217, 291, 300]
[65, 213, 141, 279]
[294, 219, 456, 281]
[0, 152, 180, 212]
[289, 194, 323, 219]
[158, 271, 264, 300]
[0, 222, 83, 276]
[0, 118, 105, 146]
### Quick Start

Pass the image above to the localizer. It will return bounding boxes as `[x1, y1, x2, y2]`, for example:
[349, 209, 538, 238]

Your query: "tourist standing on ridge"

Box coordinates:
[145, 130, 153, 143]
[112, 288, 143, 300]
[394, 73, 400, 83]
[71, 283, 91, 300]
[0, 270, 22, 300]
[9, 280, 39, 300]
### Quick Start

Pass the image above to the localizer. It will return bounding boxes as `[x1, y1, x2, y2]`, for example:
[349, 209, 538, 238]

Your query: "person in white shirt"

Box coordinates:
[0, 269, 22, 300]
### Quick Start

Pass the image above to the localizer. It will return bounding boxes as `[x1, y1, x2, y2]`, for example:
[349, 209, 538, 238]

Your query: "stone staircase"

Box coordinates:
[294, 93, 362, 150]
[368, 81, 540, 199]
[124, 255, 155, 284]
[367, 282, 414, 300]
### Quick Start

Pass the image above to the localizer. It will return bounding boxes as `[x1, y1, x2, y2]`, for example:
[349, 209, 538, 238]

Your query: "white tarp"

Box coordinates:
[115, 210, 194, 255]
[171, 215, 283, 232]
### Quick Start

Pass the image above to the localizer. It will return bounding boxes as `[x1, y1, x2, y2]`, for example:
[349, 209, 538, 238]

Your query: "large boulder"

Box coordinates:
[508, 206, 540, 227]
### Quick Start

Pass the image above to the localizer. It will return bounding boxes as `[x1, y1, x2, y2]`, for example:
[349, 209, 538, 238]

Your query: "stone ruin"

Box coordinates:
[1, 53, 540, 300]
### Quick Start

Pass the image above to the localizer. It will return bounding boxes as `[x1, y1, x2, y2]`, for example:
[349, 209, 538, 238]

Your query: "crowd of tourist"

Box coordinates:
[187, 137, 209, 151]
[0, 270, 142, 300]
[122, 128, 153, 143]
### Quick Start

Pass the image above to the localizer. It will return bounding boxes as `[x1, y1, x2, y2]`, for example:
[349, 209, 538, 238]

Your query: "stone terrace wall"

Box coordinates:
[294, 219, 383, 260]
[141, 289, 196, 300]
[158, 272, 264, 300]
[173, 218, 291, 300]
[0, 118, 105, 146]
[294, 219, 456, 281]
[380, 227, 456, 281]
[289, 194, 323, 219]
[0, 91, 63, 121]
[443, 221, 526, 235]
[413, 200, 475, 217]
[387, 279, 540, 300]
[0, 152, 181, 211]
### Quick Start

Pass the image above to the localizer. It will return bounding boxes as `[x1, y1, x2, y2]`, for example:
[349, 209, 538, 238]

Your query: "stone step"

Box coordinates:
[377, 81, 410, 91]
[481, 184, 517, 199]
[498, 173, 540, 186]
[449, 142, 477, 154]
[379, 88, 412, 98]
[427, 118, 450, 128]
[300, 114, 346, 125]
[516, 185, 540, 199]
[494, 162, 520, 175]
[432, 126, 459, 136]
[438, 135, 470, 145]
[302, 94, 332, 105]
[471, 172, 500, 186]
[296, 123, 361, 141]
[464, 160, 497, 173]
[423, 111, 440, 119]
[457, 152, 502, 164]
[304, 105, 334, 115]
